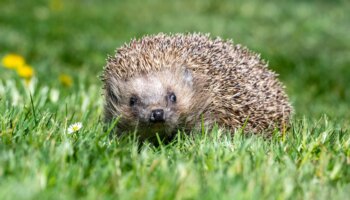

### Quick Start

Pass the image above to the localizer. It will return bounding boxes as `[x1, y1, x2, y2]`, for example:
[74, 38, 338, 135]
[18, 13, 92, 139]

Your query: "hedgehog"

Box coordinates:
[102, 33, 292, 141]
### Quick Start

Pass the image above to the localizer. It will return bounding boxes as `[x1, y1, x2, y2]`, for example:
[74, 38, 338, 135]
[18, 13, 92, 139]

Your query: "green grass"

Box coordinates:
[1, 0, 350, 199]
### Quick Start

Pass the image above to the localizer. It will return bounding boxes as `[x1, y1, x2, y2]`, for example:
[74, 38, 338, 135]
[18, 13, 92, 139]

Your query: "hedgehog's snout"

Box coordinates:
[149, 109, 165, 123]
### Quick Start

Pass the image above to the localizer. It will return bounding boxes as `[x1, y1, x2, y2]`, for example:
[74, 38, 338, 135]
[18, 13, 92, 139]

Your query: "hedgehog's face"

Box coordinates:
[105, 68, 194, 140]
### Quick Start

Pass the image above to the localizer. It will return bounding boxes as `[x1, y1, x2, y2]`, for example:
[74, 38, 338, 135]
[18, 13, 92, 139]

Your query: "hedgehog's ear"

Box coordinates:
[105, 79, 119, 103]
[107, 85, 118, 103]
[183, 68, 193, 87]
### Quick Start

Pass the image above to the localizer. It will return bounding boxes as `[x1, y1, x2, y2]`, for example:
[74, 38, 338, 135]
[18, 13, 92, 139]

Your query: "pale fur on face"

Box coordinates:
[104, 67, 197, 140]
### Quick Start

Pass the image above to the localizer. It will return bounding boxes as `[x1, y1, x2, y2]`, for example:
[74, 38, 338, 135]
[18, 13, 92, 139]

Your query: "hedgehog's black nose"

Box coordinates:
[150, 109, 165, 123]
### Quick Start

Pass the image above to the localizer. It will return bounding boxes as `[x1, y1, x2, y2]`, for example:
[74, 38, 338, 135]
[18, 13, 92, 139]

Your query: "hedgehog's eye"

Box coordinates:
[129, 96, 138, 106]
[168, 92, 176, 103]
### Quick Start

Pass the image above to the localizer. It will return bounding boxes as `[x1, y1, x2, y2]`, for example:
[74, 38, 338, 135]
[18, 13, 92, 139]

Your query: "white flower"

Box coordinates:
[50, 88, 60, 103]
[67, 122, 83, 134]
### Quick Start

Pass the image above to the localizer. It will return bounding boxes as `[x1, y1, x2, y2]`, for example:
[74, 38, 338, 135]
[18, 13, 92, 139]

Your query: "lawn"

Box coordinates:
[0, 0, 350, 199]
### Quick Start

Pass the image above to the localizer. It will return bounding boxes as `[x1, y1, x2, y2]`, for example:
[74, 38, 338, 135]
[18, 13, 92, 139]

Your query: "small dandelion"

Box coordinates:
[59, 74, 73, 87]
[67, 122, 82, 134]
[1, 54, 25, 69]
[16, 64, 34, 79]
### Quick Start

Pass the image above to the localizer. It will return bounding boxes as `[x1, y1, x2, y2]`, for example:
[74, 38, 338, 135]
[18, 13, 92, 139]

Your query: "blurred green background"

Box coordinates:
[1, 0, 349, 125]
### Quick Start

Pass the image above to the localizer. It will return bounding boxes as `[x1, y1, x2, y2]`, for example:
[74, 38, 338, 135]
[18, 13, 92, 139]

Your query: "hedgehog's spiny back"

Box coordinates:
[104, 33, 240, 79]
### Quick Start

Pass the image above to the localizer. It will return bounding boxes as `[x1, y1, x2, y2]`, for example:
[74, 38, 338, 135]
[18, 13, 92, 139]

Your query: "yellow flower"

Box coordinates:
[59, 74, 73, 87]
[16, 65, 34, 79]
[1, 54, 25, 69]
